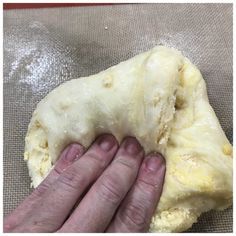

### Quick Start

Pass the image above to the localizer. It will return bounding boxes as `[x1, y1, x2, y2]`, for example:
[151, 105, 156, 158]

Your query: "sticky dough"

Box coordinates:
[24, 46, 232, 232]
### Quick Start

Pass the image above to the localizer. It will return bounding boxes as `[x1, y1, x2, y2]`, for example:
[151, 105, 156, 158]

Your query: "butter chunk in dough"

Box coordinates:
[24, 46, 232, 232]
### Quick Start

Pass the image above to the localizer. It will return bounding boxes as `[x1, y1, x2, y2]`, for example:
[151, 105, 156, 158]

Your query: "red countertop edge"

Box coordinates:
[3, 3, 117, 10]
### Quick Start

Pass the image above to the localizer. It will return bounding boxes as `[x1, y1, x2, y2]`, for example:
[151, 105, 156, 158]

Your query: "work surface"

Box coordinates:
[3, 3, 233, 232]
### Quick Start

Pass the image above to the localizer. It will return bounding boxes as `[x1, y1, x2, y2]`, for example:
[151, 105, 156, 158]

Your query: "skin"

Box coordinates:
[4, 134, 166, 233]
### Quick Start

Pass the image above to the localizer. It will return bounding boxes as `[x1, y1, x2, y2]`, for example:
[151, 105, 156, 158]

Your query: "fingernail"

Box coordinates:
[123, 137, 142, 155]
[97, 134, 116, 151]
[65, 144, 83, 162]
[146, 154, 164, 172]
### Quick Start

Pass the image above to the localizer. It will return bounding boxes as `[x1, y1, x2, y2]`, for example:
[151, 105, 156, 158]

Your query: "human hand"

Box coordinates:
[4, 135, 165, 232]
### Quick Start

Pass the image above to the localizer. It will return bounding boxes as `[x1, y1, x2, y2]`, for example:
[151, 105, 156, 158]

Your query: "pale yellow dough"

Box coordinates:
[24, 46, 232, 232]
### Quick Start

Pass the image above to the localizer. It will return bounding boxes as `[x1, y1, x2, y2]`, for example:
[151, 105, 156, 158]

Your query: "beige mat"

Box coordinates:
[3, 3, 233, 232]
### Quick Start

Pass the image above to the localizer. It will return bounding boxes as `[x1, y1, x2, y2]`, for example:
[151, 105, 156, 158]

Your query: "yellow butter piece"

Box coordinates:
[24, 152, 29, 160]
[223, 143, 233, 156]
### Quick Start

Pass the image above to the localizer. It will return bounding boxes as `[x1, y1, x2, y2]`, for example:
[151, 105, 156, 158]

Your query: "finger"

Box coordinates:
[6, 134, 118, 233]
[60, 137, 144, 233]
[3, 143, 84, 233]
[107, 153, 166, 232]
[32, 143, 85, 198]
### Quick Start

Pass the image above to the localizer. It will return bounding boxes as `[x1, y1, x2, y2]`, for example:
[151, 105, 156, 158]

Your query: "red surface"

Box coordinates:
[3, 3, 114, 10]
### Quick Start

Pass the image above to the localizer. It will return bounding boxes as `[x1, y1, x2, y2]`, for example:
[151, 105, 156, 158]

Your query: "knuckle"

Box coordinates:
[120, 202, 148, 231]
[30, 219, 57, 232]
[32, 181, 50, 198]
[57, 167, 86, 191]
[98, 175, 123, 204]
[114, 158, 134, 170]
[137, 178, 158, 196]
[85, 152, 106, 169]
[53, 164, 64, 175]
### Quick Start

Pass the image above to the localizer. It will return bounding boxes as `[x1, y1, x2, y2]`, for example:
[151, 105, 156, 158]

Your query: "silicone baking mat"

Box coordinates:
[3, 3, 233, 232]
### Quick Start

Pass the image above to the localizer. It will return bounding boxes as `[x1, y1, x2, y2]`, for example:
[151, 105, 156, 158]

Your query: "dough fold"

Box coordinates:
[24, 46, 232, 232]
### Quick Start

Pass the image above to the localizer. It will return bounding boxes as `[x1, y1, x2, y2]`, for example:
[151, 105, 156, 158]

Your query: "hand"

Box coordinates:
[4, 135, 165, 232]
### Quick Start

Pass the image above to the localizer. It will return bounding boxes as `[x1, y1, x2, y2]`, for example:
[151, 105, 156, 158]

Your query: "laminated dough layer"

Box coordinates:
[24, 46, 233, 232]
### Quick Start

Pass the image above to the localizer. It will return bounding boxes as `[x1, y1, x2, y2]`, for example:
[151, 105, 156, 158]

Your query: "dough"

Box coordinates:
[24, 46, 232, 232]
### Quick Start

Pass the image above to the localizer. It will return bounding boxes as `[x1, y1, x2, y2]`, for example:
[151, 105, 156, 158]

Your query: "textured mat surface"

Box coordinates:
[3, 3, 233, 232]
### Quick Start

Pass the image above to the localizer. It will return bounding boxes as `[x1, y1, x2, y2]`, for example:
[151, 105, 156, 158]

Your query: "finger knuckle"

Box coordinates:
[115, 158, 134, 171]
[99, 176, 123, 204]
[30, 219, 57, 232]
[137, 178, 157, 196]
[120, 202, 148, 231]
[58, 167, 86, 191]
[86, 152, 106, 169]
[32, 181, 50, 198]
[53, 165, 64, 175]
